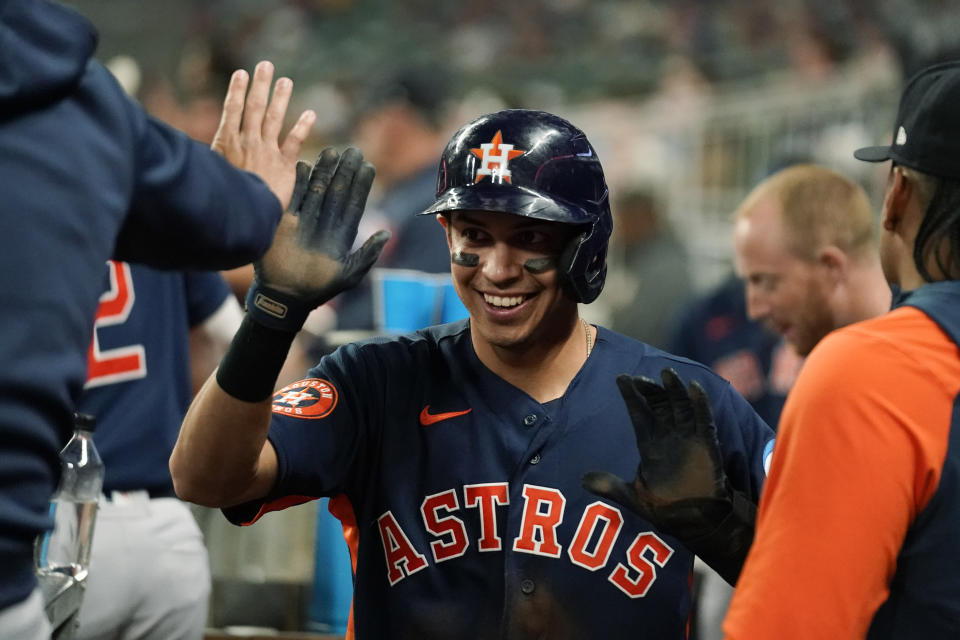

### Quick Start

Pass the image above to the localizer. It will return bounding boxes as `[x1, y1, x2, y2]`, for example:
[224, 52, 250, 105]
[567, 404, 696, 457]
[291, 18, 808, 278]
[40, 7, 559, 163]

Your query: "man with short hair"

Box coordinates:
[675, 165, 889, 640]
[170, 108, 774, 638]
[732, 164, 892, 356]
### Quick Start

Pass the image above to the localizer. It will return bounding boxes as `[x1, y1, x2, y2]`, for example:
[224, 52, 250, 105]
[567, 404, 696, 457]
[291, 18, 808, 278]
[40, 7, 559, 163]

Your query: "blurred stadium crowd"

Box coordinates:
[69, 0, 960, 116]
[69, 0, 960, 292]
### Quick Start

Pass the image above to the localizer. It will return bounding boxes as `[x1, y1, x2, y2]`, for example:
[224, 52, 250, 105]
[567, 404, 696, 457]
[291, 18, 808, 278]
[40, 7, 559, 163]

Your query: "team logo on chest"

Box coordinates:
[272, 378, 338, 419]
[471, 131, 525, 184]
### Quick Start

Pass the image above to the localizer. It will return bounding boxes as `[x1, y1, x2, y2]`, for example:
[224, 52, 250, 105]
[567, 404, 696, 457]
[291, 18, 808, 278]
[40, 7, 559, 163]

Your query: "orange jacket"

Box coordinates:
[725, 295, 960, 639]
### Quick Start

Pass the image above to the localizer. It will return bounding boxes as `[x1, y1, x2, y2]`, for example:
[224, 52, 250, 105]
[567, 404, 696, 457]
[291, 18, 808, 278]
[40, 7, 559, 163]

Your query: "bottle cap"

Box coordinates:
[72, 412, 97, 432]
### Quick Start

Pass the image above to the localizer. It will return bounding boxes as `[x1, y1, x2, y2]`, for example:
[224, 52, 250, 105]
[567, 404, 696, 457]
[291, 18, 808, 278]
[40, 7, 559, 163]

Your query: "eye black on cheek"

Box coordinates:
[523, 256, 557, 274]
[452, 251, 480, 267]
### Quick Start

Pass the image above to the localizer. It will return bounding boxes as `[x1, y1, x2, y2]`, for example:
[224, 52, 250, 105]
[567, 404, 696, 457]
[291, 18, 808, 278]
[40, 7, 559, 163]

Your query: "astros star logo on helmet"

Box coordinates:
[471, 131, 525, 184]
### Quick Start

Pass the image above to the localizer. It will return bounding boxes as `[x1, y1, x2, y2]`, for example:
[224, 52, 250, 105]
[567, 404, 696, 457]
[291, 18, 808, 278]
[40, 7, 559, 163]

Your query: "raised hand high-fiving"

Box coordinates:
[212, 60, 316, 211]
[244, 148, 390, 333]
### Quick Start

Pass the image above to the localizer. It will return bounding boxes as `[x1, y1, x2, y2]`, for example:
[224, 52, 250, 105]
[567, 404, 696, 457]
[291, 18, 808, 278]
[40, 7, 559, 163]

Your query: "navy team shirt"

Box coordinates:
[78, 262, 230, 494]
[227, 322, 773, 639]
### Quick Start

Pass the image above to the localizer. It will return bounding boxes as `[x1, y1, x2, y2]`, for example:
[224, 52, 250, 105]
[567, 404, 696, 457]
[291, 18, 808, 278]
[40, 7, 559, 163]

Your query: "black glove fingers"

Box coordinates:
[347, 161, 376, 216]
[615, 373, 636, 397]
[287, 161, 312, 214]
[321, 147, 363, 224]
[312, 146, 343, 183]
[661, 368, 695, 436]
[337, 160, 376, 243]
[617, 374, 656, 445]
[689, 380, 725, 473]
[615, 373, 643, 413]
[340, 229, 391, 289]
[299, 147, 341, 231]
[633, 375, 674, 432]
[688, 380, 717, 437]
[581, 471, 650, 518]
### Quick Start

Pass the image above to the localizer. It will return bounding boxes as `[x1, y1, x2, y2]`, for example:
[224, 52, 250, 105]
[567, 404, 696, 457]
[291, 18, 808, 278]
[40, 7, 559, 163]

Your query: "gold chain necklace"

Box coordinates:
[581, 317, 594, 357]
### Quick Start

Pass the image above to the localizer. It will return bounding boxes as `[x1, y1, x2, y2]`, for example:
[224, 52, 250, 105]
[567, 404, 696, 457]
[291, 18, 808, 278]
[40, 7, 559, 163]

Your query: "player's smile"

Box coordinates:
[474, 284, 546, 328]
[483, 292, 528, 308]
[440, 210, 575, 349]
[480, 291, 536, 316]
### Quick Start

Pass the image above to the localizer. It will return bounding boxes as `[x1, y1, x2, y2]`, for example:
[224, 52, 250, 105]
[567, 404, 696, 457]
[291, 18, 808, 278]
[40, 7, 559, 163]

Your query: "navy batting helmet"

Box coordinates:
[421, 109, 612, 304]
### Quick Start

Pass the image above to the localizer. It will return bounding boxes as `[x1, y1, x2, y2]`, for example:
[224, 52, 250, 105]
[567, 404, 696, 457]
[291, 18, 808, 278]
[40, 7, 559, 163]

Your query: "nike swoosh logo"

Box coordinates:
[419, 405, 472, 426]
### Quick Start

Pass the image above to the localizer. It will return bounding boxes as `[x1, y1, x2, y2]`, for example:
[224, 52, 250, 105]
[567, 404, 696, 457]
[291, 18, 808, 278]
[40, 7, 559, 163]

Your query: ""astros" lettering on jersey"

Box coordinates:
[376, 482, 674, 599]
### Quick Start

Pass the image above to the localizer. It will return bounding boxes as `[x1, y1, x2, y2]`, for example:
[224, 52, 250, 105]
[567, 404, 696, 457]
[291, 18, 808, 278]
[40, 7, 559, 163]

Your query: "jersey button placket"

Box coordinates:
[523, 414, 538, 427]
[529, 453, 541, 465]
[520, 578, 535, 595]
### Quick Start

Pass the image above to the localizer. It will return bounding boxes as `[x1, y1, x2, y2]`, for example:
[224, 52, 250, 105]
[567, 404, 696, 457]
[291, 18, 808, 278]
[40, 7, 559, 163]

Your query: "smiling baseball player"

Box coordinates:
[170, 107, 773, 638]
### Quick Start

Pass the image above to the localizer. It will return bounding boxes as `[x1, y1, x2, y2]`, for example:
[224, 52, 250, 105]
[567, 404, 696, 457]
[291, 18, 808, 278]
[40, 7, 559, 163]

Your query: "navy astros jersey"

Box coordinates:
[226, 321, 773, 639]
[78, 261, 230, 493]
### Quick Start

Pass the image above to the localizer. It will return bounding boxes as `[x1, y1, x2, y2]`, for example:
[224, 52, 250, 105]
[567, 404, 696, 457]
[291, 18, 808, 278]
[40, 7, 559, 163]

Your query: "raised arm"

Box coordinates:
[170, 146, 390, 508]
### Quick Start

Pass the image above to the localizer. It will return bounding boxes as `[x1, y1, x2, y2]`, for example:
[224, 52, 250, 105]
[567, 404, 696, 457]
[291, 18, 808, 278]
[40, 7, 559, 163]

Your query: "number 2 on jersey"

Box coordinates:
[85, 261, 146, 388]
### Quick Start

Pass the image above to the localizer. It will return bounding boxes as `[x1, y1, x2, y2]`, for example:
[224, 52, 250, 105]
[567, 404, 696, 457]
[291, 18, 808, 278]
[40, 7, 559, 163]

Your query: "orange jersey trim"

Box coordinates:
[329, 494, 359, 640]
[238, 494, 317, 526]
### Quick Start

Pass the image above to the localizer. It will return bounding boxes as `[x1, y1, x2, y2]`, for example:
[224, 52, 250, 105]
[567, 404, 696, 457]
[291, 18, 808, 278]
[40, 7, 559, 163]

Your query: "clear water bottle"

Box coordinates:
[35, 412, 104, 580]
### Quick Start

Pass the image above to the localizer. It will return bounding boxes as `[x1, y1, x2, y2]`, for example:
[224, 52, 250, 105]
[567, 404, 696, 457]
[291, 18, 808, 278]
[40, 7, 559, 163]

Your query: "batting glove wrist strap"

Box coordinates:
[217, 314, 297, 402]
[244, 280, 314, 333]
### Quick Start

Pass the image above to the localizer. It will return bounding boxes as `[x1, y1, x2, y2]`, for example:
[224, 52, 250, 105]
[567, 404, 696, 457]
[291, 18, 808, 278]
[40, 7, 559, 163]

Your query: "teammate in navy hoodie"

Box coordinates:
[0, 1, 314, 635]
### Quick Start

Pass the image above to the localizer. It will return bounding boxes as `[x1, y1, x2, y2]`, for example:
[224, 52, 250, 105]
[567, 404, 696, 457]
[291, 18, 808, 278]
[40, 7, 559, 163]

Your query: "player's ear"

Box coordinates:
[881, 166, 910, 232]
[436, 213, 453, 250]
[817, 245, 847, 284]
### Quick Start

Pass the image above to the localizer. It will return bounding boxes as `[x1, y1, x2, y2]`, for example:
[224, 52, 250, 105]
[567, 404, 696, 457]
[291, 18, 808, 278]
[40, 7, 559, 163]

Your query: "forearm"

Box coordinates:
[120, 124, 283, 271]
[171, 314, 297, 507]
[170, 373, 274, 507]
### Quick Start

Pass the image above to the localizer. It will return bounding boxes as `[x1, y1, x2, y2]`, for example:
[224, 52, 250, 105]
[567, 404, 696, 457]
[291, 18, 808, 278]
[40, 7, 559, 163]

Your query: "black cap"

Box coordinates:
[854, 60, 960, 178]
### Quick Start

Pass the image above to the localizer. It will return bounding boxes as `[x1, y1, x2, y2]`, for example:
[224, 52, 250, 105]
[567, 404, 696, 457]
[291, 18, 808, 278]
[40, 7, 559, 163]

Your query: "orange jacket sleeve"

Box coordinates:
[724, 309, 952, 639]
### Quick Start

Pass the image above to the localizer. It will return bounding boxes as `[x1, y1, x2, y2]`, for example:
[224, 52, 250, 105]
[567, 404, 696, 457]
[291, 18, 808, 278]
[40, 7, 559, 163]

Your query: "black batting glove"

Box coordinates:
[583, 368, 726, 509]
[625, 368, 726, 502]
[287, 159, 312, 214]
[245, 147, 391, 332]
[582, 368, 756, 585]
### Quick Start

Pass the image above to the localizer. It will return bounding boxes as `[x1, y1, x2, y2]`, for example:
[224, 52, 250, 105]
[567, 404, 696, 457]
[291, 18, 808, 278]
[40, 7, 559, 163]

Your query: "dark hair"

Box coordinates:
[911, 170, 960, 281]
